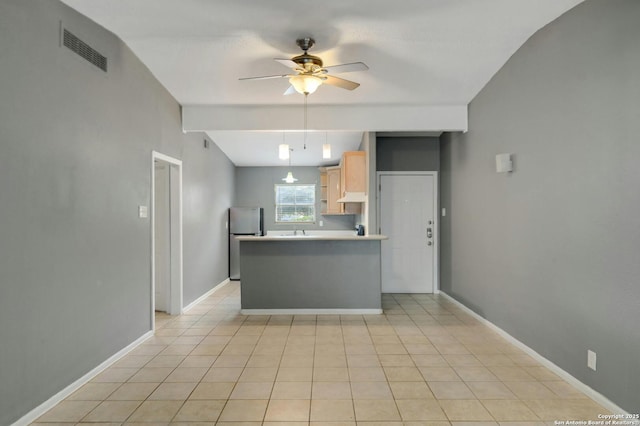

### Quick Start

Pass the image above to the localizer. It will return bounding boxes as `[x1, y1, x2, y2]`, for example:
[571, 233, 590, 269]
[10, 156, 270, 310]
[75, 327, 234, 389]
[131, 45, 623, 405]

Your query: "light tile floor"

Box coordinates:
[34, 282, 613, 425]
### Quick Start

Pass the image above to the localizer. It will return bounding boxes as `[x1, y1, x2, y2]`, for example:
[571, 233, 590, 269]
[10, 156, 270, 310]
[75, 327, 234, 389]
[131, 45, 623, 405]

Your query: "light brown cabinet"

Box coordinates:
[325, 166, 343, 214]
[340, 151, 366, 195]
[320, 151, 366, 216]
[319, 169, 328, 214]
[340, 151, 366, 214]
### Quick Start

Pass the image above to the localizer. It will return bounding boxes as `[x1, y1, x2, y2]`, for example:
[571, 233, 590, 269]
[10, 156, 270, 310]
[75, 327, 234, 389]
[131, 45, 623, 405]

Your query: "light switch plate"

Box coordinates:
[139, 205, 148, 218]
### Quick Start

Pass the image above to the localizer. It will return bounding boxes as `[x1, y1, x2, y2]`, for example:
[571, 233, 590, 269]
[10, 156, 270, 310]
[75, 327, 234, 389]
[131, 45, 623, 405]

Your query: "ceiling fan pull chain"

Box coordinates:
[303, 93, 308, 150]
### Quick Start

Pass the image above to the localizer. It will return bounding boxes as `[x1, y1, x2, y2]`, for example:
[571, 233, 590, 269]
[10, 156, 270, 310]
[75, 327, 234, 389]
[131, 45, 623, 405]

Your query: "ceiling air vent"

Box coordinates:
[62, 28, 107, 72]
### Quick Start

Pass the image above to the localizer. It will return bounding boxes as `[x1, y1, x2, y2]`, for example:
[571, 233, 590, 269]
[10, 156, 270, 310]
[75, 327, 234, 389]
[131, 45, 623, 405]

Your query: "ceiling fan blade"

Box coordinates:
[274, 58, 299, 69]
[283, 85, 297, 96]
[239, 73, 290, 81]
[324, 62, 369, 74]
[323, 75, 360, 90]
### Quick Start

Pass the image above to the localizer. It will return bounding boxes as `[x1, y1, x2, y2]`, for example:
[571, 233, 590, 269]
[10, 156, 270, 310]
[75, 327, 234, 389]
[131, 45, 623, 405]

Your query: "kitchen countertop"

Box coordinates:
[236, 234, 388, 241]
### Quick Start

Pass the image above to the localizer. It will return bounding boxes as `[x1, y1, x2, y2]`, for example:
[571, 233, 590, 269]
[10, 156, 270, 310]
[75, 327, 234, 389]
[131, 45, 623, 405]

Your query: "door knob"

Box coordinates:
[427, 241, 432, 246]
[427, 227, 432, 239]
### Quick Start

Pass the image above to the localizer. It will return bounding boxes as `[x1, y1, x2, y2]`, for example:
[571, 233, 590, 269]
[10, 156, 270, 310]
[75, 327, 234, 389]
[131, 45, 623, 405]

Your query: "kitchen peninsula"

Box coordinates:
[237, 233, 387, 314]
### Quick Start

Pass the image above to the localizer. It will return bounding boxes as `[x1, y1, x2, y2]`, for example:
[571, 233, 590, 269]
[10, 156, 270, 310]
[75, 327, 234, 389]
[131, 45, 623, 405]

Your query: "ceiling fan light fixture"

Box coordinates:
[289, 74, 322, 95]
[278, 144, 290, 160]
[322, 143, 331, 159]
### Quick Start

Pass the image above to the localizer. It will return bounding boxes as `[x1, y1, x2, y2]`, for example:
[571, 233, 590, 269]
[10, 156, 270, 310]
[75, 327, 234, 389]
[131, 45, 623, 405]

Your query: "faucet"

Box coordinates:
[293, 229, 298, 236]
[302, 229, 306, 235]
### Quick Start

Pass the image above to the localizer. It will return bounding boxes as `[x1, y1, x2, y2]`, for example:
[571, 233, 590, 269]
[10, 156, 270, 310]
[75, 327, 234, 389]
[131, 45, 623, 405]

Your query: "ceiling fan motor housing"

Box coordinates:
[292, 53, 323, 70]
[293, 38, 323, 71]
[239, 36, 365, 92]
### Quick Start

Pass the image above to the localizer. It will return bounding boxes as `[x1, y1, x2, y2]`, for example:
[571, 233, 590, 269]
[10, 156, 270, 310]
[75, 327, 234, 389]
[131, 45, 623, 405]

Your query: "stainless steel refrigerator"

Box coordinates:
[229, 207, 264, 280]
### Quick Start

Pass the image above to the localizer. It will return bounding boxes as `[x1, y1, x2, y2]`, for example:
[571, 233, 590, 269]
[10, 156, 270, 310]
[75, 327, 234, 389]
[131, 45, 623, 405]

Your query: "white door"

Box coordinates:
[151, 152, 183, 327]
[379, 173, 437, 293]
[154, 162, 171, 312]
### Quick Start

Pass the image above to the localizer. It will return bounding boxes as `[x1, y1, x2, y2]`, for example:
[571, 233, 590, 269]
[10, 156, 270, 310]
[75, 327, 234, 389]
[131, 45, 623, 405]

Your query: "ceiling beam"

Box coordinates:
[182, 104, 468, 133]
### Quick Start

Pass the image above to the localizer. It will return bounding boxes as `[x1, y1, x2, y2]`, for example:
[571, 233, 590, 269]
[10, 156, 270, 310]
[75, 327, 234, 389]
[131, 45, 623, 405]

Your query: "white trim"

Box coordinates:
[438, 291, 632, 416]
[183, 278, 231, 313]
[376, 171, 439, 293]
[11, 331, 153, 426]
[152, 151, 183, 165]
[240, 308, 383, 315]
[151, 151, 184, 330]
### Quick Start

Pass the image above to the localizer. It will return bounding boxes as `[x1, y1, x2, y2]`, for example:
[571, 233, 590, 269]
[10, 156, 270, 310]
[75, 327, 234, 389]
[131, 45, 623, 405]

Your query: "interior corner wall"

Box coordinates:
[0, 1, 234, 423]
[439, 0, 640, 411]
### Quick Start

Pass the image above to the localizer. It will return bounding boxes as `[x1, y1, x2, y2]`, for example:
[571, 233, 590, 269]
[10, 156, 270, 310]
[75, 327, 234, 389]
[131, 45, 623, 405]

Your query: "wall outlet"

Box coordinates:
[319, 220, 323, 227]
[587, 350, 597, 371]
[442, 207, 446, 217]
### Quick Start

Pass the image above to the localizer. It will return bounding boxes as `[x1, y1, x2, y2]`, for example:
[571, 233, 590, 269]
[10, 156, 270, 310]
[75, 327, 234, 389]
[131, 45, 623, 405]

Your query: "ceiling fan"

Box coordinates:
[239, 38, 369, 95]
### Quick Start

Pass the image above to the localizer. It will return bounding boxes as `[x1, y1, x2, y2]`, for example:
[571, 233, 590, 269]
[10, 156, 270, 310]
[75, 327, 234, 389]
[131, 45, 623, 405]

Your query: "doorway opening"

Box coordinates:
[151, 151, 183, 330]
[377, 171, 439, 293]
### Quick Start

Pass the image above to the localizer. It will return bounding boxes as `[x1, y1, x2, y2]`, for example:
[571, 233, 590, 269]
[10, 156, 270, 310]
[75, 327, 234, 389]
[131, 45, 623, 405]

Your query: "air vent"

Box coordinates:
[62, 28, 107, 72]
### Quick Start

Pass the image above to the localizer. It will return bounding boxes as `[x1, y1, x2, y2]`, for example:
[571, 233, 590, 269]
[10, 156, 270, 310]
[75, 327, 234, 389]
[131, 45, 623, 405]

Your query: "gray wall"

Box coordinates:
[0, 1, 234, 423]
[439, 0, 640, 411]
[235, 167, 355, 231]
[377, 136, 440, 171]
[183, 136, 235, 303]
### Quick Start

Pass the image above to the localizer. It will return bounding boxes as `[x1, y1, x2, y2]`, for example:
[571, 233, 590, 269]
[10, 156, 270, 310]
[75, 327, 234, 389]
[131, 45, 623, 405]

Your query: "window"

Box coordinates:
[275, 184, 316, 223]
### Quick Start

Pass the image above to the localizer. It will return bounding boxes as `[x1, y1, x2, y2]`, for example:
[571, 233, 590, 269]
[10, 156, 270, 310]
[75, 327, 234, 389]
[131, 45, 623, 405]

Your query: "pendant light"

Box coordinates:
[283, 171, 298, 183]
[282, 147, 297, 183]
[322, 132, 331, 159]
[279, 132, 289, 160]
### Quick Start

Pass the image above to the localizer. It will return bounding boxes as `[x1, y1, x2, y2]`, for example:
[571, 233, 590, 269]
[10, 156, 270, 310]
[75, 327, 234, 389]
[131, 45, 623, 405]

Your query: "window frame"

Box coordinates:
[274, 183, 316, 224]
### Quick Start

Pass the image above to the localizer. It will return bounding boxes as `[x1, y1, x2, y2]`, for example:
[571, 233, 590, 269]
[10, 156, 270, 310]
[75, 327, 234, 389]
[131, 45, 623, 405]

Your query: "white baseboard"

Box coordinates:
[240, 308, 383, 315]
[183, 278, 230, 313]
[438, 291, 631, 416]
[12, 330, 154, 426]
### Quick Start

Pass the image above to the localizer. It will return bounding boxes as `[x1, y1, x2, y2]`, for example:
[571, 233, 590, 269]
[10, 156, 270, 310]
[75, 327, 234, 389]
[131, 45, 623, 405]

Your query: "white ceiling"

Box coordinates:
[207, 130, 364, 167]
[61, 0, 583, 166]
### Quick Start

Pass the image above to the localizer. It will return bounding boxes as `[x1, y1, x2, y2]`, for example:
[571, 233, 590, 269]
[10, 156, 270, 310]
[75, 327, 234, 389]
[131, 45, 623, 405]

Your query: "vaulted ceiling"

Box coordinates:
[61, 0, 583, 165]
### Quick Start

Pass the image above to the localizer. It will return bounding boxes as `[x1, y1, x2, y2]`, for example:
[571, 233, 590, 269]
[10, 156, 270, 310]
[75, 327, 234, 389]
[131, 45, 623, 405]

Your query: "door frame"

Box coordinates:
[376, 171, 439, 293]
[151, 151, 183, 330]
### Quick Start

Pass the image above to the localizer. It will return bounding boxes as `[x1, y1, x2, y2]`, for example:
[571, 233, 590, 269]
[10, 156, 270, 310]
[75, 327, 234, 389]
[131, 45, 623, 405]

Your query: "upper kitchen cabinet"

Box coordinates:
[339, 151, 366, 214]
[340, 151, 367, 197]
[319, 168, 328, 213]
[321, 151, 366, 216]
[340, 151, 366, 195]
[325, 166, 342, 214]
